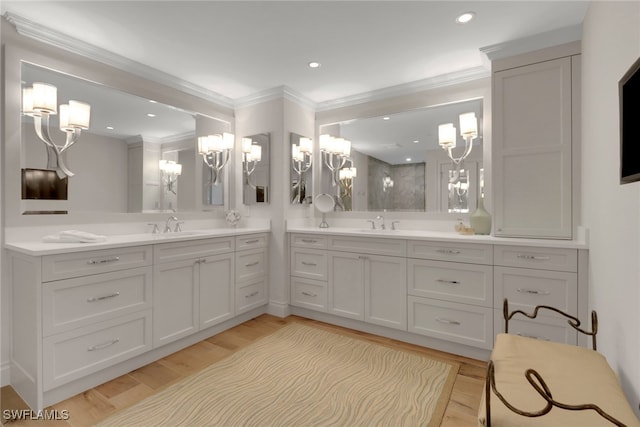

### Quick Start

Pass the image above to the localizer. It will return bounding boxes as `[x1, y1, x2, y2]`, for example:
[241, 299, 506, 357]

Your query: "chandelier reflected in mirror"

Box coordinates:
[241, 137, 262, 188]
[198, 132, 234, 185]
[291, 137, 313, 203]
[439, 112, 478, 205]
[320, 134, 351, 186]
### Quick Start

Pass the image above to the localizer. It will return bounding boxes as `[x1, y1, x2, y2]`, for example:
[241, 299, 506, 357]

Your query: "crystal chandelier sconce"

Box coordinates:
[339, 163, 357, 198]
[438, 112, 478, 184]
[291, 137, 313, 202]
[319, 134, 351, 186]
[241, 137, 262, 188]
[22, 82, 91, 178]
[198, 132, 234, 185]
[159, 159, 182, 194]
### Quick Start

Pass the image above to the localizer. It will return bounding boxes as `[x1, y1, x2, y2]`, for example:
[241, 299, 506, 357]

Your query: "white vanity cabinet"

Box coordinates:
[492, 42, 581, 239]
[290, 234, 329, 312]
[235, 234, 269, 314]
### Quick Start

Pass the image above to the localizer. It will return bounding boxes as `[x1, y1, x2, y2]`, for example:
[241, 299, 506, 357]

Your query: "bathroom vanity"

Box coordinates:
[6, 228, 269, 411]
[288, 226, 588, 360]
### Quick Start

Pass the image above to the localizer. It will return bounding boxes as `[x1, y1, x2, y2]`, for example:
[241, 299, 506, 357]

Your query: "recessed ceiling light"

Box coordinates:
[147, 113, 156, 118]
[456, 11, 475, 24]
[106, 126, 114, 130]
[406, 157, 412, 162]
[308, 61, 321, 68]
[383, 117, 390, 121]
[413, 140, 419, 144]
[149, 100, 157, 104]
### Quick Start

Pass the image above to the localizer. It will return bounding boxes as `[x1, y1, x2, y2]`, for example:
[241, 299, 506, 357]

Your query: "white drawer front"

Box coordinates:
[236, 278, 267, 314]
[43, 310, 152, 390]
[291, 277, 327, 312]
[290, 248, 327, 281]
[43, 267, 152, 337]
[408, 241, 493, 265]
[154, 237, 234, 264]
[408, 259, 493, 307]
[236, 248, 267, 282]
[408, 297, 493, 349]
[42, 246, 152, 282]
[328, 236, 406, 257]
[494, 245, 577, 272]
[291, 234, 327, 249]
[495, 266, 577, 315]
[495, 312, 578, 345]
[236, 233, 268, 251]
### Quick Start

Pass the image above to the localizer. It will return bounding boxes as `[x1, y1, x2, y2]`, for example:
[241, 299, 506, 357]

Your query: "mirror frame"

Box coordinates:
[313, 78, 491, 221]
[4, 44, 236, 227]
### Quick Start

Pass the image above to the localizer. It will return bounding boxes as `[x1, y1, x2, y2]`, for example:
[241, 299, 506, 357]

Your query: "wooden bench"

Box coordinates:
[478, 299, 639, 426]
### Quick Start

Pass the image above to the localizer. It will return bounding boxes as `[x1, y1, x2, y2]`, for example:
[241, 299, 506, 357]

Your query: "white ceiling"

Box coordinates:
[2, 1, 589, 106]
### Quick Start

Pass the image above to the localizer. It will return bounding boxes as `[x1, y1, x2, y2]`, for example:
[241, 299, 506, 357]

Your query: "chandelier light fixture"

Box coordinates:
[382, 175, 394, 192]
[22, 82, 91, 178]
[291, 137, 313, 203]
[438, 112, 478, 184]
[159, 159, 182, 194]
[241, 137, 262, 188]
[198, 132, 234, 185]
[319, 134, 351, 186]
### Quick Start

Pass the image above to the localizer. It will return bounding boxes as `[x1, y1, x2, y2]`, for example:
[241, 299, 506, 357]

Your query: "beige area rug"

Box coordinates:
[95, 322, 459, 427]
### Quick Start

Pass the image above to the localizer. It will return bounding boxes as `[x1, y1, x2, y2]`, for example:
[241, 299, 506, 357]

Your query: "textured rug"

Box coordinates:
[95, 322, 459, 427]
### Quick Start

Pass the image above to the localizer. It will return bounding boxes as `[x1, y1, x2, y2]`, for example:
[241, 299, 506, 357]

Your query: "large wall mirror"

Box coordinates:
[17, 61, 231, 217]
[242, 133, 270, 205]
[318, 98, 483, 213]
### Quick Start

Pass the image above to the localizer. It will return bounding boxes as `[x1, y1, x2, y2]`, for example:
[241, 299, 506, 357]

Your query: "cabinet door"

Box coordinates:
[365, 255, 407, 330]
[328, 252, 364, 320]
[199, 253, 234, 329]
[153, 259, 198, 347]
[493, 56, 573, 238]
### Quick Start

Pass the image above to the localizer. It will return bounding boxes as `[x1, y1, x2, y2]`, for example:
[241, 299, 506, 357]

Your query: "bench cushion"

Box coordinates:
[478, 333, 639, 426]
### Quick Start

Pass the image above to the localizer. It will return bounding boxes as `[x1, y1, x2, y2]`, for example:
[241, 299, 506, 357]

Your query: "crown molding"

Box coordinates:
[4, 12, 235, 110]
[233, 85, 316, 110]
[480, 24, 582, 62]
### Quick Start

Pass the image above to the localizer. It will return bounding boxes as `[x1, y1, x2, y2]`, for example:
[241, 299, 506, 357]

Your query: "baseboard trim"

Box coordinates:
[1, 360, 12, 387]
[267, 300, 291, 318]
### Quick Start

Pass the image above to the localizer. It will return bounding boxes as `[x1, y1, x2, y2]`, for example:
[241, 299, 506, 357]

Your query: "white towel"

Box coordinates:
[42, 230, 107, 243]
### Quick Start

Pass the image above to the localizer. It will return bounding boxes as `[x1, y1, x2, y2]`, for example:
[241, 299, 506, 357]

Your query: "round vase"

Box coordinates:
[470, 198, 491, 235]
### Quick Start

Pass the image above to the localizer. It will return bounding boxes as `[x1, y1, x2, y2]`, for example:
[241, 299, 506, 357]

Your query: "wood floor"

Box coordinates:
[1, 314, 486, 427]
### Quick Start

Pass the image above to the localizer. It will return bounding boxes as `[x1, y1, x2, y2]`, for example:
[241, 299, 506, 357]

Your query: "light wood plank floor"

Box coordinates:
[1, 314, 486, 427]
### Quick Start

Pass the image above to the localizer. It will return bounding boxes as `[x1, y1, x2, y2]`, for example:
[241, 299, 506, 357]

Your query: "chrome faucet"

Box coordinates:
[366, 219, 376, 230]
[164, 216, 178, 233]
[376, 215, 386, 230]
[391, 221, 400, 230]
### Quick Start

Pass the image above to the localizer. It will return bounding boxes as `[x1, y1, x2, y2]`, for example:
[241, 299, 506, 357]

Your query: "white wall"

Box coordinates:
[582, 1, 640, 415]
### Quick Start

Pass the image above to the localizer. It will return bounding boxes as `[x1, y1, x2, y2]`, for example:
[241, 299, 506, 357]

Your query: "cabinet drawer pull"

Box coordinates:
[244, 239, 260, 244]
[245, 291, 259, 298]
[517, 332, 550, 341]
[436, 279, 460, 285]
[436, 249, 461, 255]
[245, 261, 260, 267]
[87, 338, 119, 352]
[87, 292, 120, 303]
[358, 255, 369, 260]
[301, 261, 317, 267]
[436, 317, 461, 325]
[517, 254, 551, 261]
[517, 288, 550, 295]
[301, 291, 317, 297]
[301, 239, 317, 243]
[87, 257, 120, 265]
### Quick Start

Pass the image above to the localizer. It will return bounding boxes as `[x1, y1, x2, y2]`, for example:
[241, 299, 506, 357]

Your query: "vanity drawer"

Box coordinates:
[236, 248, 267, 282]
[236, 277, 267, 314]
[408, 297, 493, 349]
[290, 248, 327, 281]
[494, 245, 577, 272]
[494, 266, 577, 315]
[328, 236, 406, 257]
[42, 246, 152, 282]
[43, 267, 152, 337]
[408, 259, 493, 307]
[407, 241, 493, 265]
[154, 237, 234, 264]
[291, 277, 327, 312]
[291, 234, 328, 249]
[236, 233, 268, 251]
[43, 310, 152, 390]
[494, 312, 577, 345]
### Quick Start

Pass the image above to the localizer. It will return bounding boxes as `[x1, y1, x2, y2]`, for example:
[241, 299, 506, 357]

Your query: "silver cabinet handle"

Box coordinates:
[436, 279, 460, 285]
[87, 292, 120, 303]
[196, 258, 208, 264]
[358, 255, 369, 260]
[301, 291, 317, 297]
[245, 239, 260, 244]
[436, 317, 461, 325]
[517, 254, 551, 261]
[436, 249, 461, 255]
[87, 257, 120, 265]
[301, 239, 317, 243]
[245, 261, 259, 267]
[517, 333, 550, 341]
[245, 291, 259, 298]
[517, 288, 550, 295]
[87, 338, 119, 351]
[301, 261, 317, 266]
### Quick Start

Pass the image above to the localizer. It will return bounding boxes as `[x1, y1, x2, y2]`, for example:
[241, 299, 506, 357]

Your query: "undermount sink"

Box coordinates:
[354, 229, 401, 233]
[154, 230, 208, 238]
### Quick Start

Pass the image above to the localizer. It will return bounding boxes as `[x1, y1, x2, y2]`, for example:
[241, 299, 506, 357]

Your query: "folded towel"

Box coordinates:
[42, 230, 107, 243]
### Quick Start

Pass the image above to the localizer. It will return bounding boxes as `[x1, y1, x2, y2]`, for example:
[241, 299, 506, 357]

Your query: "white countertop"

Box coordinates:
[5, 227, 271, 257]
[286, 225, 589, 249]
